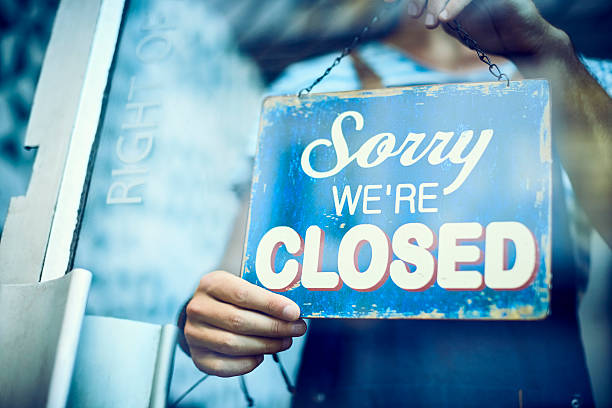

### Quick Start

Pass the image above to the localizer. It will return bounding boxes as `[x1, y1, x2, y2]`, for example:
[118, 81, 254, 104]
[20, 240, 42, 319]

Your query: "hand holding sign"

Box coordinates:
[184, 271, 306, 377]
[387, 0, 569, 60]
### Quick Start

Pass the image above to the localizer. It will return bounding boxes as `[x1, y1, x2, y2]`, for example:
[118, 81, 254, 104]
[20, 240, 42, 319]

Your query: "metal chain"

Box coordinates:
[298, 5, 510, 97]
[297, 2, 398, 97]
[239, 376, 255, 407]
[445, 20, 510, 86]
[169, 374, 209, 407]
[273, 352, 296, 393]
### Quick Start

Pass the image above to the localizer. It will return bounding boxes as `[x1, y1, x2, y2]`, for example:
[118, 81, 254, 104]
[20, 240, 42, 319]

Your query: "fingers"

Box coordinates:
[186, 270, 305, 377]
[405, 0, 427, 18]
[189, 295, 307, 338]
[198, 270, 301, 321]
[423, 0, 449, 28]
[403, 0, 472, 29]
[186, 320, 294, 356]
[439, 0, 473, 23]
[190, 348, 264, 377]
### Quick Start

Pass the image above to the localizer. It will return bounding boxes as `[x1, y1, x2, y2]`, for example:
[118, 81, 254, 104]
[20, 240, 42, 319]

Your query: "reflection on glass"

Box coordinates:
[73, 0, 271, 405]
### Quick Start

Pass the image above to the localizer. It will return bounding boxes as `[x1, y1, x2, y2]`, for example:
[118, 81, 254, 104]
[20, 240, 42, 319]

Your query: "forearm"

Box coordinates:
[513, 28, 612, 247]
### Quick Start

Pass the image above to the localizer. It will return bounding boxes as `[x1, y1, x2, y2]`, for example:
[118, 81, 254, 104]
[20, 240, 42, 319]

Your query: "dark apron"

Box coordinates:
[292, 160, 594, 408]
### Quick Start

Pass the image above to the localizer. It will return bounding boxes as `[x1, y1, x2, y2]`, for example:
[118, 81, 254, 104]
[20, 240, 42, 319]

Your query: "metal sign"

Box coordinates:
[242, 80, 552, 319]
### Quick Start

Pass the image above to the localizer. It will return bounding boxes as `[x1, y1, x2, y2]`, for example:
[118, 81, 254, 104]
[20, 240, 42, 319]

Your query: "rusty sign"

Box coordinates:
[241, 80, 551, 319]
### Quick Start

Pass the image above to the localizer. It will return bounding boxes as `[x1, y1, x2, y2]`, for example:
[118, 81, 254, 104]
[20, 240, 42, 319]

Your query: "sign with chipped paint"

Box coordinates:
[241, 80, 551, 319]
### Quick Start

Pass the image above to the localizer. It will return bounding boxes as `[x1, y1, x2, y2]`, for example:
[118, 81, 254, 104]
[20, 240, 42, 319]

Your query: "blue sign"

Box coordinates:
[242, 80, 551, 319]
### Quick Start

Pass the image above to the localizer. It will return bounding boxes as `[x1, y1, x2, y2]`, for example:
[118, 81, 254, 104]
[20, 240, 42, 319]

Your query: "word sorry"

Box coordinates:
[255, 222, 538, 292]
[300, 111, 493, 195]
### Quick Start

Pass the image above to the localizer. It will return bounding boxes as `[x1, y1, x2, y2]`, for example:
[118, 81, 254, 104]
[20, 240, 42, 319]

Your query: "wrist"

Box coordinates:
[513, 25, 575, 77]
[534, 26, 573, 63]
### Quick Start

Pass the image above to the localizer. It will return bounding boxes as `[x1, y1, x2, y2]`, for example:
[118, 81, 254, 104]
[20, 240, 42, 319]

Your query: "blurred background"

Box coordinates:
[0, 0, 611, 406]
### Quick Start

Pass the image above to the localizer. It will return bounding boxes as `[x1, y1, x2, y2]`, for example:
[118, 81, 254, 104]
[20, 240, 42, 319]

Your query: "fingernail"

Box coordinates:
[439, 9, 449, 21]
[425, 12, 435, 26]
[282, 304, 299, 320]
[281, 338, 292, 349]
[407, 2, 418, 16]
[291, 321, 306, 336]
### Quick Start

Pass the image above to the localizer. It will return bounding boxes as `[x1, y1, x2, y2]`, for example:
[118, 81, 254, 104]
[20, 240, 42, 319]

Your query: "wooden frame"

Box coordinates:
[0, 0, 126, 284]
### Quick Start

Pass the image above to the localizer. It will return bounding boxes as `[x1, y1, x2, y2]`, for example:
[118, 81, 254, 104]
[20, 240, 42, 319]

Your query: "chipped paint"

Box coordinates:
[539, 89, 552, 163]
[535, 190, 544, 207]
[488, 304, 536, 319]
[414, 309, 446, 319]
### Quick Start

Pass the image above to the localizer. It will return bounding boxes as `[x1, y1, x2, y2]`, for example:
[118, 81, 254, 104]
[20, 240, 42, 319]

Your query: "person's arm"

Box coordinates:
[516, 48, 612, 249]
[400, 0, 612, 247]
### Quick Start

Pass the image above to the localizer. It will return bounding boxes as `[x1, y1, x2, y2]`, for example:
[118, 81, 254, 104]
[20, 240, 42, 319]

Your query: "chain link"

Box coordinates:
[298, 5, 510, 97]
[297, 2, 397, 97]
[443, 20, 510, 86]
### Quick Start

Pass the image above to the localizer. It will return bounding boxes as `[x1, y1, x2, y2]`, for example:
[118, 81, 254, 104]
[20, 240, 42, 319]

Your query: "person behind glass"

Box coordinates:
[179, 0, 612, 406]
